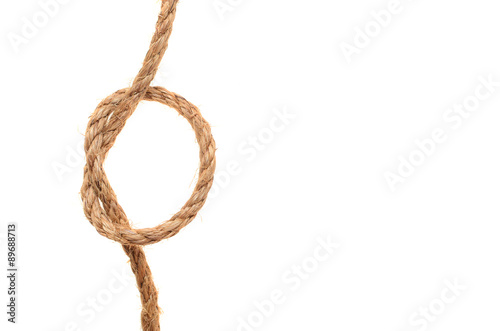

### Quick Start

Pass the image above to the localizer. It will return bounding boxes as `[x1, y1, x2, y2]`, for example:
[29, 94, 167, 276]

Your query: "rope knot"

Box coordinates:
[80, 1, 216, 329]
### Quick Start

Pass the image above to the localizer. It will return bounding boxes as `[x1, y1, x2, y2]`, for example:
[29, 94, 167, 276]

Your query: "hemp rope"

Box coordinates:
[80, 1, 216, 329]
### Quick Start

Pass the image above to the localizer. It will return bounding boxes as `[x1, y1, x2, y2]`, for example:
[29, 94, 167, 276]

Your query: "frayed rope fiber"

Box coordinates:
[80, 1, 216, 329]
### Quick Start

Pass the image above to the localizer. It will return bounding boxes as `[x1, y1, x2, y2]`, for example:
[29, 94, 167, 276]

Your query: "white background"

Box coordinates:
[1, 0, 500, 330]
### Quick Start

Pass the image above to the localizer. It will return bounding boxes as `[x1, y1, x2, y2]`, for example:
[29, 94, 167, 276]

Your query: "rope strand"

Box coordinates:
[80, 1, 216, 329]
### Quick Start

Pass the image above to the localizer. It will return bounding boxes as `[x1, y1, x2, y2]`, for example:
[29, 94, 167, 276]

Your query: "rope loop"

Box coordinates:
[81, 86, 216, 246]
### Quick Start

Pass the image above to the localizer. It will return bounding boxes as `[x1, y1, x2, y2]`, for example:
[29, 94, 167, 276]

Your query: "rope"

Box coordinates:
[80, 1, 216, 329]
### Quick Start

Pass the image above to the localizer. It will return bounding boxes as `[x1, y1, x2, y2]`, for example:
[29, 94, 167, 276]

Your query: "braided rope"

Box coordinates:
[80, 1, 216, 329]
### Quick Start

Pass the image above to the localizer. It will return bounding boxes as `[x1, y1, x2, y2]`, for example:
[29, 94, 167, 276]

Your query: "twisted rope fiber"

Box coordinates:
[80, 1, 216, 329]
